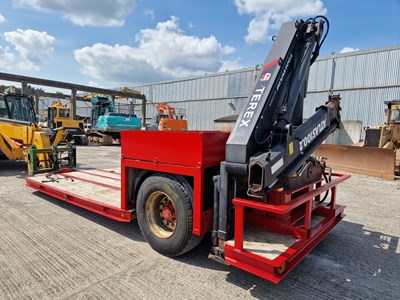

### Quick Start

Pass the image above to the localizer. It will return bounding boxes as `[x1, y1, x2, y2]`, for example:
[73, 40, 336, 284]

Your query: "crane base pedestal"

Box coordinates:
[223, 173, 349, 283]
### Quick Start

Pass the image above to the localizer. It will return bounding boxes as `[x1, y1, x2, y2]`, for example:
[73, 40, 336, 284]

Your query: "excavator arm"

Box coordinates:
[157, 103, 176, 119]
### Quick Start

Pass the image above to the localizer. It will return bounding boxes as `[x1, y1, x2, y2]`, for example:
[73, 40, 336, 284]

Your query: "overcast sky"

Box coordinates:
[0, 0, 399, 90]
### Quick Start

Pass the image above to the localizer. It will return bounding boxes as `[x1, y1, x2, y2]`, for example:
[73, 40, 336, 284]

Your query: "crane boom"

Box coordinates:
[224, 17, 341, 197]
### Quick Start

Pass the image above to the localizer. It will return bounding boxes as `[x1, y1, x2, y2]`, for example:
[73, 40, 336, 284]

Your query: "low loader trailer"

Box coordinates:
[26, 131, 349, 283]
[26, 17, 350, 283]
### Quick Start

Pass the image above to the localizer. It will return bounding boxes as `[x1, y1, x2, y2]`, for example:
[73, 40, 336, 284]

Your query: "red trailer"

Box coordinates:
[26, 17, 350, 283]
[26, 130, 349, 283]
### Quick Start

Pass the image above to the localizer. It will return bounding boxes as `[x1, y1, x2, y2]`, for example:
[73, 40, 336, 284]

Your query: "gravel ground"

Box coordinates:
[0, 144, 399, 300]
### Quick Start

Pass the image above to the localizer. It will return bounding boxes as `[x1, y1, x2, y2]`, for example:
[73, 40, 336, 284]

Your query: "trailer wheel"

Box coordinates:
[137, 174, 202, 257]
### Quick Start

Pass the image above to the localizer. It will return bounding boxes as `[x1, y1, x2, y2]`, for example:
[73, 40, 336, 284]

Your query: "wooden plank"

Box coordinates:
[226, 227, 298, 260]
[61, 171, 120, 188]
[226, 216, 326, 260]
[29, 169, 121, 208]
[78, 168, 121, 179]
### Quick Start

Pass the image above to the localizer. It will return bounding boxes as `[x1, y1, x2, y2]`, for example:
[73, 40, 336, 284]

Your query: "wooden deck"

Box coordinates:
[226, 227, 298, 260]
[27, 168, 121, 208]
[225, 216, 325, 260]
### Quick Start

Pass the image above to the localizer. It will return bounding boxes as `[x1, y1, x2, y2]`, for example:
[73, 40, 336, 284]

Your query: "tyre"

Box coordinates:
[136, 173, 203, 257]
[74, 135, 88, 145]
[79, 135, 89, 145]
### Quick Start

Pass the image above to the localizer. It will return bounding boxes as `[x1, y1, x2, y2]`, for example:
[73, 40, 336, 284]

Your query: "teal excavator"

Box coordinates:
[85, 94, 142, 145]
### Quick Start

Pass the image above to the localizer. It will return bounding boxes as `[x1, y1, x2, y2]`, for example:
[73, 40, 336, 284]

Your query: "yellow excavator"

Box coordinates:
[0, 91, 75, 174]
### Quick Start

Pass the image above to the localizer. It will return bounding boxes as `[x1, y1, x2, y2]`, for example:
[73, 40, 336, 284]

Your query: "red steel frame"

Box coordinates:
[121, 159, 213, 234]
[25, 168, 133, 222]
[26, 131, 230, 236]
[224, 173, 350, 283]
[120, 130, 230, 235]
[25, 130, 350, 283]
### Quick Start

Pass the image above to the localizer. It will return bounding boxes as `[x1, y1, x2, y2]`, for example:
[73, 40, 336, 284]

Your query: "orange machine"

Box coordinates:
[156, 103, 187, 131]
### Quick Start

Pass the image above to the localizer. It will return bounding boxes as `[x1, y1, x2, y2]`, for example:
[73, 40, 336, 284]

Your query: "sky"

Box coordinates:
[0, 0, 399, 91]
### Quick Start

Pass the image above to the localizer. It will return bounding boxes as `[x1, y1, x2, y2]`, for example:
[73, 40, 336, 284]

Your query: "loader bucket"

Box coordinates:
[314, 144, 396, 180]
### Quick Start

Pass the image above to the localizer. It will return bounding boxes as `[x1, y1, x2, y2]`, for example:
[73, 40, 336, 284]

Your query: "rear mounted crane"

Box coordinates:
[26, 16, 350, 283]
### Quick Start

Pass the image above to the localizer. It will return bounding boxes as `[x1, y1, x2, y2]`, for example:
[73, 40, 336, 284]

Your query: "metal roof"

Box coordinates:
[37, 45, 399, 130]
[128, 45, 400, 130]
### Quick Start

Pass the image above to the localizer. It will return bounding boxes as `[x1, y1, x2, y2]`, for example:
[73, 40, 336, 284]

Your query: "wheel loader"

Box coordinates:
[364, 100, 400, 174]
[314, 100, 400, 179]
[0, 92, 76, 174]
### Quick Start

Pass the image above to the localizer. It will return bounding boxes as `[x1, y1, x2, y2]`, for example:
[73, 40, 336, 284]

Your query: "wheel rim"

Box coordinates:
[145, 191, 177, 239]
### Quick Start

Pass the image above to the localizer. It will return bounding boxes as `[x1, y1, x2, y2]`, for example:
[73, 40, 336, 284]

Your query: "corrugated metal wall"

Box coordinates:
[132, 68, 258, 129]
[37, 45, 399, 130]
[305, 45, 400, 127]
[131, 45, 400, 130]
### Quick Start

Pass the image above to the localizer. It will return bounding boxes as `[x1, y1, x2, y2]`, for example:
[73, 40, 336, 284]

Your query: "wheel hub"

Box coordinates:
[160, 198, 176, 229]
[146, 191, 177, 239]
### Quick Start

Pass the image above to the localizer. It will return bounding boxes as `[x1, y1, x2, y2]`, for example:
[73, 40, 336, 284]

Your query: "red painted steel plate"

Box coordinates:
[121, 131, 230, 168]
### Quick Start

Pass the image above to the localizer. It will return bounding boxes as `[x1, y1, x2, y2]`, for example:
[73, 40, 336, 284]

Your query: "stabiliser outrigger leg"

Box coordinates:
[210, 16, 350, 283]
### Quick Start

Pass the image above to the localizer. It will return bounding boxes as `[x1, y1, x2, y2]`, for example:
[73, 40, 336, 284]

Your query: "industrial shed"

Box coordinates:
[130, 45, 400, 130]
[35, 45, 400, 131]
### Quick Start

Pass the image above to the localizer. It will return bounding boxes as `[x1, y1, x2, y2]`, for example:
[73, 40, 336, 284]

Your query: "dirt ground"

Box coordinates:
[0, 145, 399, 300]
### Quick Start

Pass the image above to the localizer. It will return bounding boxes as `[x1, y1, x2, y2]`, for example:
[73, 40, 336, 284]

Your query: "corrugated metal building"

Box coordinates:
[130, 45, 400, 130]
[131, 68, 257, 129]
[37, 45, 399, 130]
[306, 45, 400, 127]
